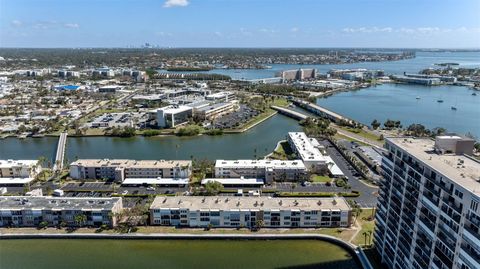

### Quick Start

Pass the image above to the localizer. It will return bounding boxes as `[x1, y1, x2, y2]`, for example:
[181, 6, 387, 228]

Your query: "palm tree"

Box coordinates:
[74, 214, 87, 227]
[362, 231, 368, 246]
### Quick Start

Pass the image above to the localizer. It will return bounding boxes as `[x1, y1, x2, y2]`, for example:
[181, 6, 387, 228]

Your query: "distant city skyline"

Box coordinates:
[1, 0, 479, 48]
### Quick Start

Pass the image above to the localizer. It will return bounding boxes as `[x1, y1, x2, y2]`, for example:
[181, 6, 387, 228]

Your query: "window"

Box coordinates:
[455, 189, 464, 199]
[471, 200, 479, 212]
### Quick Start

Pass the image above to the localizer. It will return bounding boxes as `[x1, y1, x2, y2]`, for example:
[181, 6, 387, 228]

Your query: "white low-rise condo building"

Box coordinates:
[0, 159, 42, 186]
[0, 196, 123, 228]
[215, 159, 307, 183]
[375, 136, 480, 269]
[69, 159, 192, 184]
[287, 132, 343, 176]
[150, 196, 351, 228]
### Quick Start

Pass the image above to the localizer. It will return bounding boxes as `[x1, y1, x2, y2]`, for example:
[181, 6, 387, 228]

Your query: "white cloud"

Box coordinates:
[64, 23, 80, 28]
[163, 0, 189, 8]
[11, 20, 23, 27]
[342, 27, 393, 33]
[239, 27, 252, 36]
[156, 31, 172, 36]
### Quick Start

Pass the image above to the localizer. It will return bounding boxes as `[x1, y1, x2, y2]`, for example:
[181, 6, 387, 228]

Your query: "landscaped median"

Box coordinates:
[274, 191, 360, 198]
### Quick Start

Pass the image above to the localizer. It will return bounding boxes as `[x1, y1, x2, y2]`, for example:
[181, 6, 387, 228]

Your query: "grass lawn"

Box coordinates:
[352, 208, 376, 246]
[338, 126, 383, 142]
[269, 141, 295, 160]
[271, 97, 289, 107]
[333, 133, 370, 146]
[311, 174, 333, 183]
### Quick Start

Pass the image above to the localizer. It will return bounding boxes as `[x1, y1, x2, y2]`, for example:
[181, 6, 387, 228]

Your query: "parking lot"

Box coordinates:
[213, 104, 259, 129]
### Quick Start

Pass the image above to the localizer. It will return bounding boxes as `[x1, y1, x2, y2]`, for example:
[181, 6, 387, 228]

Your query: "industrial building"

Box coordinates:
[215, 159, 307, 183]
[374, 136, 480, 269]
[69, 159, 192, 183]
[0, 196, 123, 228]
[150, 196, 351, 228]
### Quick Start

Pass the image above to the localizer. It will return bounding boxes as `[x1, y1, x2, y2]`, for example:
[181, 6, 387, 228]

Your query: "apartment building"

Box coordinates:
[69, 159, 192, 182]
[0, 160, 41, 186]
[287, 132, 343, 176]
[375, 136, 480, 269]
[150, 196, 351, 228]
[0, 196, 123, 228]
[215, 159, 307, 183]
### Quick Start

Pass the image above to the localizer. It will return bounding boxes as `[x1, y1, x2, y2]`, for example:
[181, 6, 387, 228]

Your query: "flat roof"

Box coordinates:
[71, 159, 191, 169]
[201, 178, 264, 185]
[288, 132, 327, 162]
[387, 137, 480, 194]
[196, 102, 233, 112]
[0, 196, 122, 211]
[0, 159, 38, 168]
[0, 177, 35, 185]
[216, 159, 305, 170]
[150, 196, 350, 211]
[121, 177, 189, 185]
[157, 105, 192, 114]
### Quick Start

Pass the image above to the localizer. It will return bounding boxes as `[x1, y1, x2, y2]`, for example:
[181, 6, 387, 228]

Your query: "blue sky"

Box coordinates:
[1, 0, 479, 48]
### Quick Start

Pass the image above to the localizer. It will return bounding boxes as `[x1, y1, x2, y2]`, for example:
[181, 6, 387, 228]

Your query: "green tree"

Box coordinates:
[371, 119, 381, 130]
[74, 214, 87, 227]
[204, 181, 224, 196]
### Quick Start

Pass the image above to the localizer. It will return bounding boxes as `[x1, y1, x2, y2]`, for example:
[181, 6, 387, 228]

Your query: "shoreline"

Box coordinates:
[0, 232, 372, 269]
[5, 112, 280, 139]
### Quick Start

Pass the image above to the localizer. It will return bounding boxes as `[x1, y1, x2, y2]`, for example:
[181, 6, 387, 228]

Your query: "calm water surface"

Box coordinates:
[0, 239, 360, 269]
[0, 114, 301, 162]
[162, 51, 480, 80]
[316, 84, 480, 137]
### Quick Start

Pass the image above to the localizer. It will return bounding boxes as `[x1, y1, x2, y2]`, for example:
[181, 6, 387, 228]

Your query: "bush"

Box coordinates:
[176, 125, 203, 136]
[338, 192, 361, 197]
[142, 130, 161, 137]
[205, 129, 223, 136]
[335, 178, 347, 187]
[275, 192, 335, 197]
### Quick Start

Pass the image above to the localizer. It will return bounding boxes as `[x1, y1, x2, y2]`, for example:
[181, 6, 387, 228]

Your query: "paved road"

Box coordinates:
[53, 132, 68, 172]
[320, 139, 379, 208]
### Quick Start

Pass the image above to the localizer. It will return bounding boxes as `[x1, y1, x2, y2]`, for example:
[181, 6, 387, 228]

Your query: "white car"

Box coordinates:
[147, 187, 156, 191]
[122, 190, 129, 195]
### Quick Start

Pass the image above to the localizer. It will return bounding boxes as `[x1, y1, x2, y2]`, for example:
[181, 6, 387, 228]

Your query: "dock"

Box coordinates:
[53, 132, 68, 172]
[270, 106, 308, 121]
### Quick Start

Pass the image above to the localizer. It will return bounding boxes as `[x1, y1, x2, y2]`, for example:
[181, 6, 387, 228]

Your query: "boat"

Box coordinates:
[473, 92, 477, 96]
[437, 99, 444, 103]
[416, 96, 421, 99]
[451, 106, 457, 110]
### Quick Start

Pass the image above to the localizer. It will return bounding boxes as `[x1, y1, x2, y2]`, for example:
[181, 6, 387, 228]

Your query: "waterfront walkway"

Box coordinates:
[53, 132, 68, 172]
[270, 105, 308, 121]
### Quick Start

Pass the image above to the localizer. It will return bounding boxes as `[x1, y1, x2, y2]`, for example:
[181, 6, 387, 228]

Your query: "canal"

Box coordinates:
[0, 239, 361, 269]
[0, 114, 301, 162]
